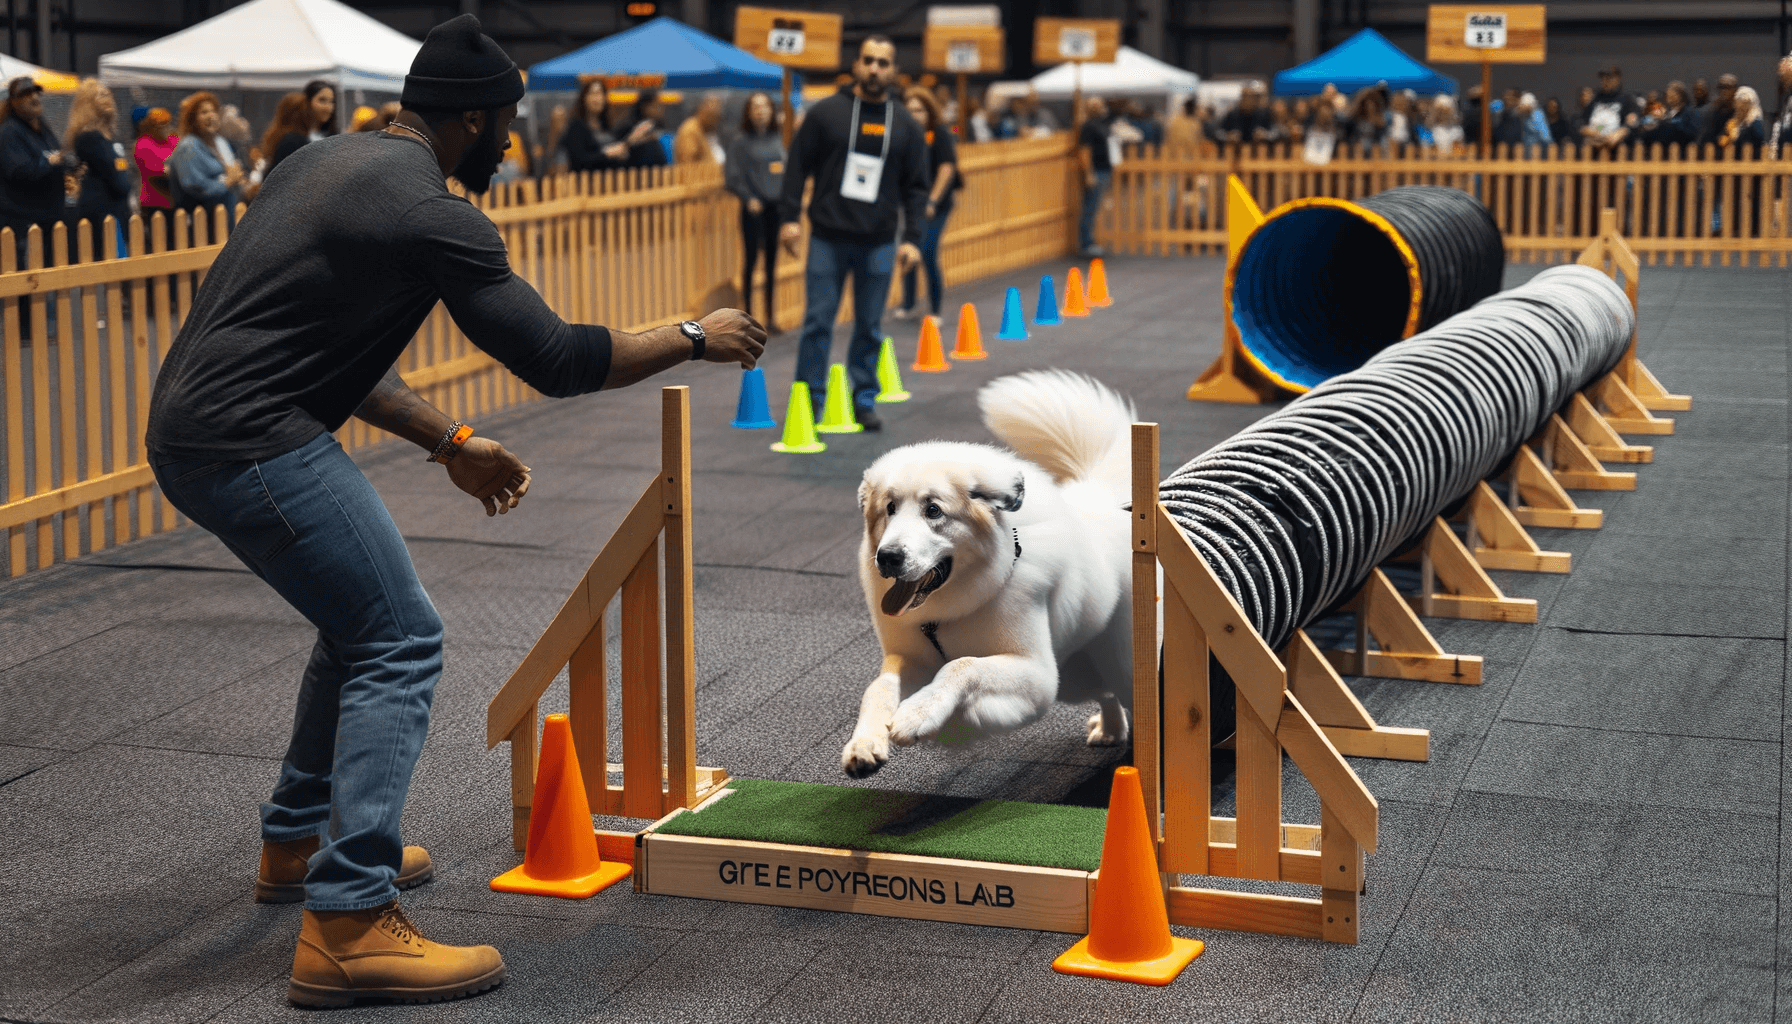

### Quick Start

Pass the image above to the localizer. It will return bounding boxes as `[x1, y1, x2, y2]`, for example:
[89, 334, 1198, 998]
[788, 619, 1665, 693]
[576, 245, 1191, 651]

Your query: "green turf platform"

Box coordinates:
[653, 778, 1109, 872]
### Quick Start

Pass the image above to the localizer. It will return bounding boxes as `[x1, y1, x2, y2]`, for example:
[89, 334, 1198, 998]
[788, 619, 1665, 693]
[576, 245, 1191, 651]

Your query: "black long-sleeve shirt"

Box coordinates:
[148, 131, 611, 462]
[72, 130, 133, 227]
[560, 119, 625, 173]
[778, 91, 927, 246]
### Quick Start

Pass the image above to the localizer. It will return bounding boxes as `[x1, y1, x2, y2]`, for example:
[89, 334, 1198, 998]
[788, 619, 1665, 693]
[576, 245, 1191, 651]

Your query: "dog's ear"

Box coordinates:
[858, 477, 872, 513]
[969, 472, 1024, 513]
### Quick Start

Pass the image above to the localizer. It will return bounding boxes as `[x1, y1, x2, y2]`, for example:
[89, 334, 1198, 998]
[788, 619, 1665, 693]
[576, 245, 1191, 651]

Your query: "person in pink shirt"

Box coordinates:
[133, 107, 177, 247]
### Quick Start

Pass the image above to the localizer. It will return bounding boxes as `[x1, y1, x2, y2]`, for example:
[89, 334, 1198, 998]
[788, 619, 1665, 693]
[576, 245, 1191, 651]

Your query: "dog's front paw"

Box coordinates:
[889, 692, 954, 747]
[841, 733, 890, 778]
[1087, 707, 1129, 747]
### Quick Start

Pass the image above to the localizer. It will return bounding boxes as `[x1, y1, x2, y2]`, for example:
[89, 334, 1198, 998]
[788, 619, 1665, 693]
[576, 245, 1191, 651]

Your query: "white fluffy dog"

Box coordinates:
[841, 370, 1138, 778]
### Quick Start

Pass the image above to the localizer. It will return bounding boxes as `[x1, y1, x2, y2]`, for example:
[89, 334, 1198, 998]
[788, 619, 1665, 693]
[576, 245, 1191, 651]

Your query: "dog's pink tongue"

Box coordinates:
[881, 578, 921, 617]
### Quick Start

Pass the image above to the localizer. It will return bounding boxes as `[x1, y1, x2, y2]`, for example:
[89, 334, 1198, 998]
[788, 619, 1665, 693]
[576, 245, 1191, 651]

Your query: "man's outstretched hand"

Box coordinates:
[697, 308, 769, 367]
[448, 437, 532, 516]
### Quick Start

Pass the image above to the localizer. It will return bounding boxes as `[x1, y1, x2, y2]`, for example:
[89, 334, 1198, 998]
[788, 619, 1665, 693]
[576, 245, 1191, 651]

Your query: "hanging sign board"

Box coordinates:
[1425, 5, 1546, 64]
[735, 6, 844, 70]
[1032, 17, 1119, 65]
[924, 25, 1005, 74]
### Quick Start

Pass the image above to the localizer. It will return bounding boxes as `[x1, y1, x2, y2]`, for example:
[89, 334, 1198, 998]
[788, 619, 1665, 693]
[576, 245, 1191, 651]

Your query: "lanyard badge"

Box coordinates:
[840, 96, 892, 204]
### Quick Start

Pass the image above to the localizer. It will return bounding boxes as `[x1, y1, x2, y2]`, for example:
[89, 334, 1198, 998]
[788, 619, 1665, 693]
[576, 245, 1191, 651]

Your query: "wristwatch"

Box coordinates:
[679, 320, 706, 361]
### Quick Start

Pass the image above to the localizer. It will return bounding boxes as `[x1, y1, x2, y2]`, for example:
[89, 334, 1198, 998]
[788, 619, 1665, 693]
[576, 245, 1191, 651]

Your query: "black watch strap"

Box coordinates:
[681, 320, 706, 361]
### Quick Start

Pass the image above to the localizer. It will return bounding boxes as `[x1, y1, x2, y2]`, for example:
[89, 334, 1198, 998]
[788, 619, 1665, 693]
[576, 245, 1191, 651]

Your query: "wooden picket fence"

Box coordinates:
[0, 136, 1078, 578]
[1102, 142, 1792, 267]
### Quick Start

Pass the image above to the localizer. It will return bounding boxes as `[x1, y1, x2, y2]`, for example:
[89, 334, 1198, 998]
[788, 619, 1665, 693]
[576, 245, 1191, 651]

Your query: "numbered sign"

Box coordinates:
[1464, 12, 1506, 48]
[1058, 27, 1096, 59]
[1032, 17, 1119, 65]
[923, 22, 1005, 74]
[1426, 5, 1545, 64]
[735, 6, 843, 70]
[767, 22, 805, 56]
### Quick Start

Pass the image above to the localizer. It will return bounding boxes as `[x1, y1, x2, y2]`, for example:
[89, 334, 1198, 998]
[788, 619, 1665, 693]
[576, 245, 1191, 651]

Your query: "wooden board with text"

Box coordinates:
[734, 6, 844, 70]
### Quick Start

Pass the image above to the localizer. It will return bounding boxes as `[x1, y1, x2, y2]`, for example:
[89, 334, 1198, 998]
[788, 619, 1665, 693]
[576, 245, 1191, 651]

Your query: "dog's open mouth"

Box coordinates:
[881, 557, 952, 617]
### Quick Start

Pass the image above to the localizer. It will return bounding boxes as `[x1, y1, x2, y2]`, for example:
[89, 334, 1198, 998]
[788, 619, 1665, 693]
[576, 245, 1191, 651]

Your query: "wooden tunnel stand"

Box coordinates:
[1578, 208, 1690, 421]
[1133, 423, 1380, 942]
[1187, 176, 1288, 404]
[486, 386, 727, 857]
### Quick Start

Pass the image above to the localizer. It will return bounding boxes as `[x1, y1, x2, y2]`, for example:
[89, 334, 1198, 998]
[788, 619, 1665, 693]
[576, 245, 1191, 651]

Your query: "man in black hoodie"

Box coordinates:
[779, 35, 927, 431]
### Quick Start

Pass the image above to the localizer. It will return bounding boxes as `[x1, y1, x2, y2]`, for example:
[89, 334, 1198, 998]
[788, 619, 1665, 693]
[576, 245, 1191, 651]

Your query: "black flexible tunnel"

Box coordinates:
[1229, 186, 1507, 391]
[1164, 265, 1634, 651]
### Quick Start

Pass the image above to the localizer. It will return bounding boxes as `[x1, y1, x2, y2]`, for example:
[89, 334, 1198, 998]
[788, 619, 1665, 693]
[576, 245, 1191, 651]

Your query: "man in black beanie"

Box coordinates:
[146, 15, 764, 1008]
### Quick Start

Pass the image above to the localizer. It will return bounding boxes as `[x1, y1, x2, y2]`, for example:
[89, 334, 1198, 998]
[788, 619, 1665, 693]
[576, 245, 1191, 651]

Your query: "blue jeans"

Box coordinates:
[1079, 170, 1111, 252]
[797, 234, 894, 413]
[899, 208, 951, 315]
[151, 432, 443, 912]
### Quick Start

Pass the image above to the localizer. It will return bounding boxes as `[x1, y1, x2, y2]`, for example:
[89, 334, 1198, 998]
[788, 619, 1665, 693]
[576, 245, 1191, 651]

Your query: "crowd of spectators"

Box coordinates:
[1156, 56, 1790, 162]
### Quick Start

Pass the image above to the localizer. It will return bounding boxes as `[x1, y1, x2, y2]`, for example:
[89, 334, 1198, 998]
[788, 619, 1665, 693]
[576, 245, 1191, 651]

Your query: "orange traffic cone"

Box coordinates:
[950, 302, 987, 360]
[1086, 258, 1114, 307]
[490, 714, 631, 898]
[1052, 767, 1203, 984]
[1061, 267, 1091, 317]
[911, 316, 951, 372]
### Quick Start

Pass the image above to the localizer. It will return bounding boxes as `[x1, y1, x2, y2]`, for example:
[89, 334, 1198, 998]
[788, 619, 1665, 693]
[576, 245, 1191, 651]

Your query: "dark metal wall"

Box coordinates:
[12, 0, 1790, 111]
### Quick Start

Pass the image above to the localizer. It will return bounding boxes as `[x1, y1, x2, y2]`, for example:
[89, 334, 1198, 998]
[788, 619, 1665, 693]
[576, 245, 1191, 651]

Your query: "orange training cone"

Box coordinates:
[1052, 766, 1203, 984]
[911, 315, 951, 372]
[490, 714, 631, 898]
[1086, 258, 1114, 307]
[1061, 267, 1091, 317]
[950, 302, 987, 360]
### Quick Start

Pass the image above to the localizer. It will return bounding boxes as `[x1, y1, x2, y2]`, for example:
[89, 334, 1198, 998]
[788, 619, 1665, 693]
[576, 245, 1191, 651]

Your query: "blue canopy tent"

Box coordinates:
[527, 16, 784, 91]
[1273, 28, 1457, 97]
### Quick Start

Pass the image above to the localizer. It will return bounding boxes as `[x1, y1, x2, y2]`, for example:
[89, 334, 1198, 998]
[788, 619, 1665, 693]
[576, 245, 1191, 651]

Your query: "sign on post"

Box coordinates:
[1426, 5, 1547, 153]
[923, 26, 1005, 74]
[1425, 4, 1546, 64]
[734, 6, 844, 70]
[1032, 17, 1119, 66]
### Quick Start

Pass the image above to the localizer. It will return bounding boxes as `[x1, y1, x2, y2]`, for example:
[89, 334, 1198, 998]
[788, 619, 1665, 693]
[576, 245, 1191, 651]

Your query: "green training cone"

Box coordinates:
[875, 337, 911, 403]
[770, 381, 826, 453]
[815, 364, 864, 434]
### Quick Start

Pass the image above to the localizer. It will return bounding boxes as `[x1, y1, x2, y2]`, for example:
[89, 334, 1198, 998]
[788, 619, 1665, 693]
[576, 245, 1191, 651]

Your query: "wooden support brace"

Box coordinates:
[1323, 568, 1484, 685]
[1412, 517, 1538, 623]
[1626, 358, 1691, 412]
[1565, 392, 1652, 464]
[1509, 445, 1604, 530]
[1460, 481, 1570, 574]
[1592, 372, 1675, 436]
[1537, 415, 1637, 491]
[1285, 630, 1429, 762]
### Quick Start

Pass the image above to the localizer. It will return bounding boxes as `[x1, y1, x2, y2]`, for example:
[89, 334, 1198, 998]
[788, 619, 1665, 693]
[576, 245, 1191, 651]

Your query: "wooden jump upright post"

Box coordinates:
[485, 386, 727, 855]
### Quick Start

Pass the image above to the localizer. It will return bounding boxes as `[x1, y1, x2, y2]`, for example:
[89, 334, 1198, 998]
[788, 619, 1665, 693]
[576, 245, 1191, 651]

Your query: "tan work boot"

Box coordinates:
[287, 901, 505, 1007]
[256, 835, 434, 903]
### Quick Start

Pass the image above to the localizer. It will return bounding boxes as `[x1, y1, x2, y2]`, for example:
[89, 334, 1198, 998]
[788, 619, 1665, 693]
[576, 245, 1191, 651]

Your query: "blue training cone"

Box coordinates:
[1034, 275, 1062, 326]
[996, 286, 1030, 340]
[730, 367, 777, 429]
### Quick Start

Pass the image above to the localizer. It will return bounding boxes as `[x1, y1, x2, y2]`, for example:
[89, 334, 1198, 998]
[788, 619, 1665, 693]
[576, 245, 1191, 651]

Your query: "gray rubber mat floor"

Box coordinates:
[0, 256, 1785, 1023]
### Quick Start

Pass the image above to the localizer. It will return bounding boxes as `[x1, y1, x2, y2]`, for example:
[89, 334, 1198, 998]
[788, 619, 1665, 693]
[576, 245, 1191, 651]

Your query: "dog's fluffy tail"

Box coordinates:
[978, 370, 1136, 498]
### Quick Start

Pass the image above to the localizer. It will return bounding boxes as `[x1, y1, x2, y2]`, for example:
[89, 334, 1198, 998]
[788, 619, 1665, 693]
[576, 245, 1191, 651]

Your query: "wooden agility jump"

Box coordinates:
[485, 386, 727, 861]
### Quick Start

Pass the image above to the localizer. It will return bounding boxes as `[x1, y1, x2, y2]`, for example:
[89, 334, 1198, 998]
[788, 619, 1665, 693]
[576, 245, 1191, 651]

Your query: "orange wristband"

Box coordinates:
[429, 423, 475, 464]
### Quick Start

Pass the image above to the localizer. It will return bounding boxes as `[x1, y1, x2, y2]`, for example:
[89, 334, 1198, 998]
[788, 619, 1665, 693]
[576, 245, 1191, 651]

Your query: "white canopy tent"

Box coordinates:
[1028, 46, 1198, 105]
[98, 0, 422, 94]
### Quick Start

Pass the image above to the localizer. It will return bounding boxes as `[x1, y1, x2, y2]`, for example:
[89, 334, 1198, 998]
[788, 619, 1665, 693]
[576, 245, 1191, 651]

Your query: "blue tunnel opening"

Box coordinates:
[1230, 205, 1415, 391]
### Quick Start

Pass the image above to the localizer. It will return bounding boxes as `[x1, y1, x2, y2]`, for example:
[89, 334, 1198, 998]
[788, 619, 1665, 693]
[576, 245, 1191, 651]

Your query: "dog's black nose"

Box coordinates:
[875, 549, 906, 577]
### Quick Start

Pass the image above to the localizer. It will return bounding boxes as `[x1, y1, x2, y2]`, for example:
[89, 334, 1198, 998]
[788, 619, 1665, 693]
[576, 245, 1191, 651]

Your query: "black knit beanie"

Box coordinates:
[402, 14, 525, 111]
